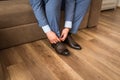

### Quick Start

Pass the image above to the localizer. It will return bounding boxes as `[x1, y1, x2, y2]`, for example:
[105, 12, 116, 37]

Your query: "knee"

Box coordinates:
[77, 0, 91, 4]
[85, 0, 91, 4]
[46, 4, 61, 14]
[46, 0, 62, 11]
[51, 5, 60, 11]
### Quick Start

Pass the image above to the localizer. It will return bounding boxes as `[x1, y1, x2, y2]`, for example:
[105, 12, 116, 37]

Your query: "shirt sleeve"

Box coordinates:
[64, 21, 72, 28]
[30, 0, 51, 33]
[42, 25, 51, 33]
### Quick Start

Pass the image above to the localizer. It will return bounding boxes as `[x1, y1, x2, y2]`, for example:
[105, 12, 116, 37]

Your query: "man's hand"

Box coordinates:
[46, 31, 60, 44]
[60, 28, 70, 41]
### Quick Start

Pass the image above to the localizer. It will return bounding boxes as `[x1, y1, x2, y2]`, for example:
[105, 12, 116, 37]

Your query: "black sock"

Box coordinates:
[68, 32, 72, 35]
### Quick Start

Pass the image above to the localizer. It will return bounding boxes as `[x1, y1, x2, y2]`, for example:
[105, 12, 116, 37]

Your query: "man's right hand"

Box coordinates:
[46, 31, 61, 44]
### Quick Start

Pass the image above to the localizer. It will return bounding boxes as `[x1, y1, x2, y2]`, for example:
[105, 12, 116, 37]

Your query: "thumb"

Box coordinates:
[60, 32, 64, 38]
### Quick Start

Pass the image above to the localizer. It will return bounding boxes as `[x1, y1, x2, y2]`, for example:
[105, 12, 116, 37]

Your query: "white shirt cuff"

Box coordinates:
[42, 25, 51, 33]
[64, 21, 72, 28]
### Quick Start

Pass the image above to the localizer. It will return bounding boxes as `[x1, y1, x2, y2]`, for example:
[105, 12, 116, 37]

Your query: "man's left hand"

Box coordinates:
[60, 28, 70, 41]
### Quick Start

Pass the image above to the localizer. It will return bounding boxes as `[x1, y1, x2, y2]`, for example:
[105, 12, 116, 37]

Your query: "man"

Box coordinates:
[29, 0, 91, 56]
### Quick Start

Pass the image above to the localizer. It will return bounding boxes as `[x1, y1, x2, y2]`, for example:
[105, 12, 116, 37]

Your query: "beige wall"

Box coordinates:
[118, 0, 120, 7]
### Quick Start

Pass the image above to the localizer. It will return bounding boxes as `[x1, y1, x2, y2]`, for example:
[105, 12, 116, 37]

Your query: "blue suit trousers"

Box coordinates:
[30, 0, 91, 36]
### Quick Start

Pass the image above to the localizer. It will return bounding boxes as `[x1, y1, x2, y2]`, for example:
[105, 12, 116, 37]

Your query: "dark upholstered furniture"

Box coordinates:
[0, 0, 102, 49]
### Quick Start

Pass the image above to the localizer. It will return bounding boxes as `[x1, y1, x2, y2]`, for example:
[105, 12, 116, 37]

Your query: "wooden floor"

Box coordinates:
[0, 9, 120, 80]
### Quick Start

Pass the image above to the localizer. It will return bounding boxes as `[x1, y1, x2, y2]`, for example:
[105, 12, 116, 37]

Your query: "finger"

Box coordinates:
[53, 41, 57, 44]
[60, 37, 64, 41]
[55, 38, 60, 43]
[61, 34, 67, 41]
[60, 34, 64, 40]
[50, 41, 54, 44]
[54, 39, 60, 43]
[57, 37, 61, 42]
[51, 39, 56, 44]
[60, 32, 64, 38]
[61, 37, 65, 41]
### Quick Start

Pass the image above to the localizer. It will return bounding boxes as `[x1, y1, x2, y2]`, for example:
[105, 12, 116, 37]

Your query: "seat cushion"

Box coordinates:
[0, 1, 37, 29]
[0, 23, 46, 49]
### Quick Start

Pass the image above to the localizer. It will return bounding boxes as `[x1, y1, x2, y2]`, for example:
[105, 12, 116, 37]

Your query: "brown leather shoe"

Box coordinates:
[51, 42, 70, 56]
[65, 34, 82, 50]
